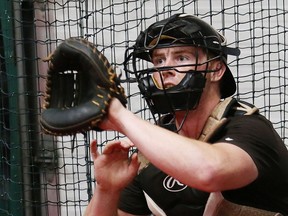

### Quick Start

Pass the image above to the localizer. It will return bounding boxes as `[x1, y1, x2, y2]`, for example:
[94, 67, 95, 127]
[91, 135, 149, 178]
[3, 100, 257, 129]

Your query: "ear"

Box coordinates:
[209, 60, 226, 82]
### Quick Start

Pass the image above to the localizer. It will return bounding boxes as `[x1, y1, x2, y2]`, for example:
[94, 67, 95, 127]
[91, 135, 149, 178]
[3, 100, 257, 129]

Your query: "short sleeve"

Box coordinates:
[211, 114, 285, 178]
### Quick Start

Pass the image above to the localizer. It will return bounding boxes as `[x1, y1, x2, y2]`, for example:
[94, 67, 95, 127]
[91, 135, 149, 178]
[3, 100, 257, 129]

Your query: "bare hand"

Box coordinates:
[90, 139, 140, 192]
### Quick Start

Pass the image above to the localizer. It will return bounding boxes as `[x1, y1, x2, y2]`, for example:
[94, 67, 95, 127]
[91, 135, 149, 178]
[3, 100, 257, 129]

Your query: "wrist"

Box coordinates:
[86, 183, 121, 216]
[95, 182, 122, 195]
[109, 99, 130, 133]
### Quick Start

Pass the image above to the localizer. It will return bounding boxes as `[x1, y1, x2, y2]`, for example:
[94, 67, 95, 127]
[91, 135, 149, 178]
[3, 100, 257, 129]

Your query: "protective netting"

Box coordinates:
[0, 0, 287, 215]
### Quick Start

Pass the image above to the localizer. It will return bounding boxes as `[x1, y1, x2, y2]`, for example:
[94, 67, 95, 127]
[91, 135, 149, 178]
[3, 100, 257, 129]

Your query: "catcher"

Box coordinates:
[41, 14, 288, 216]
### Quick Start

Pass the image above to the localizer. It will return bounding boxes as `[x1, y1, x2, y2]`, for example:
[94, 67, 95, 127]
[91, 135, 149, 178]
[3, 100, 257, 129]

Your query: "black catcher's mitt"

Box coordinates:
[40, 37, 127, 135]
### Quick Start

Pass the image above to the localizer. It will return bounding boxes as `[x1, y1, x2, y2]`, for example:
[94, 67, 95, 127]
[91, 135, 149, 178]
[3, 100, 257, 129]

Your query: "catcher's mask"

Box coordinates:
[124, 13, 240, 117]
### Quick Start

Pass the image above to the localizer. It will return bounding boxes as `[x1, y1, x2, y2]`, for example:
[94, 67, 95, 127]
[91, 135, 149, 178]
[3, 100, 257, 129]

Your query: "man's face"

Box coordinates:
[151, 46, 208, 89]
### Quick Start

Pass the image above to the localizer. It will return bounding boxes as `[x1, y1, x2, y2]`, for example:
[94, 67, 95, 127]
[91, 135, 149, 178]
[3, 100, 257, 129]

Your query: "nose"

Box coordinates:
[160, 58, 176, 78]
[153, 64, 176, 89]
[161, 69, 175, 78]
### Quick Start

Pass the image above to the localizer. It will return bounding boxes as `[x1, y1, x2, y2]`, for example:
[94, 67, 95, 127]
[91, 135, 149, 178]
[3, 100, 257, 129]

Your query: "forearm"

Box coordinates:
[115, 108, 213, 188]
[114, 107, 257, 191]
[84, 185, 121, 216]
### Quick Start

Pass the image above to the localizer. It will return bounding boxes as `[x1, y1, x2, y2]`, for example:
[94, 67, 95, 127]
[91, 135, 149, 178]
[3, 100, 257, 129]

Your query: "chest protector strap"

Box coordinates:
[204, 192, 283, 216]
[199, 97, 259, 142]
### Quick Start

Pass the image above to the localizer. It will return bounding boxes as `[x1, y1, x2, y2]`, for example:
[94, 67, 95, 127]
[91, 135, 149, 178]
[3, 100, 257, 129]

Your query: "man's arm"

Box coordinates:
[99, 98, 258, 192]
[84, 186, 150, 216]
[84, 140, 140, 216]
[84, 186, 120, 216]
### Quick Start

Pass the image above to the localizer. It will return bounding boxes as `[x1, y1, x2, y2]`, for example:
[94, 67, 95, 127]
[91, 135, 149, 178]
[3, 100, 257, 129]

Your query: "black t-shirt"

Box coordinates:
[118, 114, 288, 215]
[119, 164, 209, 215]
[211, 114, 288, 215]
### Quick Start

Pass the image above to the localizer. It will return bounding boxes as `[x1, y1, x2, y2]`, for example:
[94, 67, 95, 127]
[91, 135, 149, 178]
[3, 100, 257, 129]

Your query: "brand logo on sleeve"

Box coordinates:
[225, 137, 234, 141]
[163, 176, 187, 192]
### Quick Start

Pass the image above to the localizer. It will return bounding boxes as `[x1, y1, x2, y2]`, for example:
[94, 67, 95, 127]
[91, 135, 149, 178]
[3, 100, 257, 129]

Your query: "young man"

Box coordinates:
[84, 14, 288, 216]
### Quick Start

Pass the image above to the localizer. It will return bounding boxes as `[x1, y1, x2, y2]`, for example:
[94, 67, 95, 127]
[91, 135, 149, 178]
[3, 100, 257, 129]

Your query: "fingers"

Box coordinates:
[91, 139, 136, 166]
[90, 140, 99, 161]
[103, 140, 122, 154]
[90, 139, 129, 158]
[103, 139, 133, 154]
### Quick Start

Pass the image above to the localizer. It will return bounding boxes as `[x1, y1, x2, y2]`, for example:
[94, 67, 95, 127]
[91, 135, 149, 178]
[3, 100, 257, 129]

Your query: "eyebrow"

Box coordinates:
[152, 47, 198, 57]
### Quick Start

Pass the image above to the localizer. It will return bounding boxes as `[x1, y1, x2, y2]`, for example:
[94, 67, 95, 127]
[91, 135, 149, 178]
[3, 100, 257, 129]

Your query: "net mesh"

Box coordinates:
[0, 0, 287, 215]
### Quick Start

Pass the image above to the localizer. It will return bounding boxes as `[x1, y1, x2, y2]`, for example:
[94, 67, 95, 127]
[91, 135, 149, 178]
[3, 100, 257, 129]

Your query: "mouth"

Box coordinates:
[152, 75, 178, 89]
[164, 84, 174, 89]
[163, 81, 176, 89]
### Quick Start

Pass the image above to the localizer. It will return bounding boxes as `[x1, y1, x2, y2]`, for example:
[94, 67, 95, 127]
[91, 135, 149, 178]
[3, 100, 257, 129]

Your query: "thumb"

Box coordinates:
[129, 152, 141, 174]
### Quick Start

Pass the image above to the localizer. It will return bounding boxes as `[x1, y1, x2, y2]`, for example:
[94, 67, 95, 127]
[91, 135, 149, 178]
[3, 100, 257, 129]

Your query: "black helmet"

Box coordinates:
[124, 13, 240, 116]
